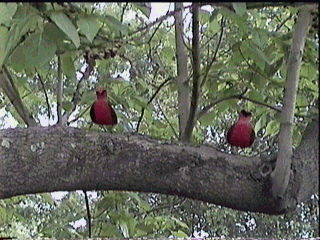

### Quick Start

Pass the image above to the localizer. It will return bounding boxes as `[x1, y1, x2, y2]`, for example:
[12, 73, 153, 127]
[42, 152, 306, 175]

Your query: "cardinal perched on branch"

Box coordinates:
[226, 110, 255, 148]
[90, 88, 117, 126]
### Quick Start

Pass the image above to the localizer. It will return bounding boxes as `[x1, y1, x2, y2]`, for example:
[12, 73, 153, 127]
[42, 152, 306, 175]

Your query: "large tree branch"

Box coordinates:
[200, 2, 309, 11]
[0, 120, 318, 215]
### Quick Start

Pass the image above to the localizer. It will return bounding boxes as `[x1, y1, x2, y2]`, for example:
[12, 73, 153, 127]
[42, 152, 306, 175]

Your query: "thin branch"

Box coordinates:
[242, 96, 282, 112]
[136, 77, 173, 132]
[63, 62, 91, 123]
[156, 100, 179, 140]
[181, 3, 200, 143]
[67, 104, 91, 125]
[56, 54, 63, 126]
[275, 13, 293, 32]
[120, 2, 128, 23]
[200, 17, 225, 89]
[36, 70, 51, 122]
[137, 197, 187, 217]
[83, 191, 91, 238]
[147, 20, 164, 44]
[129, 5, 192, 37]
[196, 94, 282, 121]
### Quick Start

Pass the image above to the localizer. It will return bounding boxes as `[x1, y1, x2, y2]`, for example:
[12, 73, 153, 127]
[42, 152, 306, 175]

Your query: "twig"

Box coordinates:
[129, 5, 192, 37]
[63, 62, 91, 123]
[67, 104, 92, 125]
[275, 13, 293, 32]
[36, 70, 51, 121]
[200, 17, 225, 88]
[136, 77, 173, 132]
[196, 94, 282, 121]
[56, 54, 63, 126]
[148, 20, 163, 44]
[84, 191, 91, 238]
[156, 100, 179, 140]
[120, 3, 128, 23]
[137, 197, 186, 216]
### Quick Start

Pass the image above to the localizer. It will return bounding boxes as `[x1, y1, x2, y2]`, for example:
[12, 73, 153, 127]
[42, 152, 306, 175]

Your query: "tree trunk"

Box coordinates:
[174, 3, 190, 141]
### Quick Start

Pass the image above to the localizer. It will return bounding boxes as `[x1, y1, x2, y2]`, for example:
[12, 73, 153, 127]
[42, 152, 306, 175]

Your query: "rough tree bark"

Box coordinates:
[0, 119, 318, 215]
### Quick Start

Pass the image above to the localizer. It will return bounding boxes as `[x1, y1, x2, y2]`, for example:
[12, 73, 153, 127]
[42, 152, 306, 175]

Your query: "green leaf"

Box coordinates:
[292, 126, 302, 146]
[248, 90, 265, 102]
[10, 32, 57, 72]
[100, 221, 123, 237]
[6, 2, 17, 18]
[172, 230, 188, 238]
[241, 41, 269, 71]
[133, 3, 151, 18]
[43, 22, 67, 47]
[219, 86, 239, 98]
[216, 101, 229, 113]
[61, 53, 75, 79]
[209, 9, 219, 22]
[0, 3, 9, 24]
[105, 15, 128, 35]
[254, 46, 271, 66]
[199, 111, 215, 127]
[6, 14, 40, 59]
[265, 58, 283, 77]
[132, 96, 149, 110]
[50, 11, 80, 48]
[254, 114, 267, 133]
[252, 29, 268, 48]
[0, 206, 7, 223]
[172, 216, 189, 229]
[62, 101, 74, 112]
[0, 26, 8, 68]
[9, 43, 25, 72]
[300, 63, 317, 80]
[265, 120, 279, 137]
[232, 3, 246, 17]
[40, 193, 55, 206]
[209, 19, 220, 33]
[162, 46, 175, 61]
[120, 220, 129, 238]
[296, 94, 308, 107]
[27, 93, 42, 103]
[77, 14, 101, 43]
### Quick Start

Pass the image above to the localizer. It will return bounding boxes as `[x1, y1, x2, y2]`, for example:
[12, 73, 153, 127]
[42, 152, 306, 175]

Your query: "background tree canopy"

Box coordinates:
[0, 2, 318, 238]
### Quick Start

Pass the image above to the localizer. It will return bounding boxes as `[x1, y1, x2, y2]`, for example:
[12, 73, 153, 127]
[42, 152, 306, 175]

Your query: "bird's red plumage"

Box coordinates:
[226, 110, 255, 148]
[90, 88, 117, 126]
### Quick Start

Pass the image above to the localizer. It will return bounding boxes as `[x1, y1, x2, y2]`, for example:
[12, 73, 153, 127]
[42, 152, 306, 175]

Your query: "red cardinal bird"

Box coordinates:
[226, 110, 255, 148]
[90, 88, 117, 126]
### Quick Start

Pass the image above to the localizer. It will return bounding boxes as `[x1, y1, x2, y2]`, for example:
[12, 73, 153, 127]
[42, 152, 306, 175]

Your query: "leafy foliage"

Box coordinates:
[0, 2, 318, 238]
